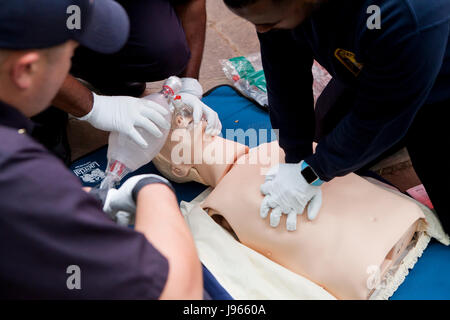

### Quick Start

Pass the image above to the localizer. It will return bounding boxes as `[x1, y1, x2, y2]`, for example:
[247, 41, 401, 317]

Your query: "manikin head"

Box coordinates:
[153, 120, 249, 187]
[224, 0, 327, 33]
[0, 42, 78, 117]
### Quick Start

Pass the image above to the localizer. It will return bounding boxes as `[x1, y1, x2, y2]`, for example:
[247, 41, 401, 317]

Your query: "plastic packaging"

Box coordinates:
[221, 53, 332, 108]
[99, 76, 182, 190]
[220, 53, 268, 108]
[406, 184, 434, 209]
[311, 60, 332, 103]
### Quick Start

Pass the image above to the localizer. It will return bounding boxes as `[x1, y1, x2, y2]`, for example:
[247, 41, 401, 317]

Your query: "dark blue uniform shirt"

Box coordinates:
[259, 0, 450, 181]
[0, 101, 168, 299]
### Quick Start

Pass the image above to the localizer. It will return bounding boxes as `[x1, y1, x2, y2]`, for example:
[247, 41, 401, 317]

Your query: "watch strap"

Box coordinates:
[300, 161, 324, 186]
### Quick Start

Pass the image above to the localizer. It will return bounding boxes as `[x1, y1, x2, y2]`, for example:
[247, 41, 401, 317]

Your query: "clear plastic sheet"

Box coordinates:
[221, 53, 332, 108]
[221, 53, 268, 108]
[312, 60, 332, 104]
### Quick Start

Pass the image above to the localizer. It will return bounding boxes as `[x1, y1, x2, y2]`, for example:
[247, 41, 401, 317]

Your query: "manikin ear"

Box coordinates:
[11, 52, 40, 90]
[171, 164, 192, 178]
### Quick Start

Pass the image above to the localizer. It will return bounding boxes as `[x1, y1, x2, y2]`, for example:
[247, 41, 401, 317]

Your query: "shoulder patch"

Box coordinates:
[334, 48, 364, 76]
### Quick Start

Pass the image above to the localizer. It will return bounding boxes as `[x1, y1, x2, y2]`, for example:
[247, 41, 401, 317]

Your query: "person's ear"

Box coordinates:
[11, 52, 40, 90]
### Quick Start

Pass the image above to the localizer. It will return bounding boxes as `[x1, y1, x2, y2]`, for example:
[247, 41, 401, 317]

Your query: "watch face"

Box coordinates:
[301, 166, 318, 184]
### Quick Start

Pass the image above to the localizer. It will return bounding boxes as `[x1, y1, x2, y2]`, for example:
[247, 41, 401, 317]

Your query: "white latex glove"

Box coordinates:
[260, 161, 323, 231]
[178, 92, 222, 136]
[180, 77, 203, 99]
[103, 174, 174, 225]
[77, 92, 170, 148]
[178, 78, 221, 136]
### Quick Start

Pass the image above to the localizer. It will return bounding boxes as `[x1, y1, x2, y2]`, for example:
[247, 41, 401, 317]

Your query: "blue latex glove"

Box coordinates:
[260, 161, 323, 231]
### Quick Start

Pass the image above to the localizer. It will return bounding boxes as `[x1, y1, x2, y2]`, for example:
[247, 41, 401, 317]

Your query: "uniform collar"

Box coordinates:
[0, 100, 35, 135]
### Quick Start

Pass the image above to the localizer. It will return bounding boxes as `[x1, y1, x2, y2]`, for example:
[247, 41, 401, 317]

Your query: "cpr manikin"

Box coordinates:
[152, 120, 426, 300]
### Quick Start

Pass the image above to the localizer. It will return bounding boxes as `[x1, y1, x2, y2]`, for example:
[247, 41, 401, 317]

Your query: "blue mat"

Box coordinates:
[70, 85, 450, 300]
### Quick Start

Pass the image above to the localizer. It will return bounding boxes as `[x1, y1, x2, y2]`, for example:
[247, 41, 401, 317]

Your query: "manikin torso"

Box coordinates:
[152, 123, 425, 299]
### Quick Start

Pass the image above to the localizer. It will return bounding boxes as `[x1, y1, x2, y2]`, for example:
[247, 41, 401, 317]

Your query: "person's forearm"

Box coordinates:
[135, 184, 203, 299]
[52, 74, 94, 117]
[175, 0, 206, 79]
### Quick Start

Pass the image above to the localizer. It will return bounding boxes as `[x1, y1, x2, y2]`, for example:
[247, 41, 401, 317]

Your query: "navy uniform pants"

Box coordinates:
[315, 78, 450, 234]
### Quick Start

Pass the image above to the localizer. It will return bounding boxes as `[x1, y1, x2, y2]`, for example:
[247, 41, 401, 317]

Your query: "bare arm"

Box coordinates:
[52, 74, 93, 117]
[174, 0, 206, 79]
[135, 184, 203, 299]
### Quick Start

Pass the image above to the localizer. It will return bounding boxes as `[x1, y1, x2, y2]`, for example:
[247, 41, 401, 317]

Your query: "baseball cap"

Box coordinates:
[0, 0, 130, 54]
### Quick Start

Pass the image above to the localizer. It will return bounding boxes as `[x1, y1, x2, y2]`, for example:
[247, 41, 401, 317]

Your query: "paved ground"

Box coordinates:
[67, 0, 421, 192]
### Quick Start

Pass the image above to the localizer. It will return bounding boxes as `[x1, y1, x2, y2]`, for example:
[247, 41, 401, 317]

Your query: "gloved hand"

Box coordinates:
[260, 161, 323, 231]
[103, 174, 175, 225]
[180, 77, 203, 99]
[178, 77, 222, 136]
[77, 92, 170, 148]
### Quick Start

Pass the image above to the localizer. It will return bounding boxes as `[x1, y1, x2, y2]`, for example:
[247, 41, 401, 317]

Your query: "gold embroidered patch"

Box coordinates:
[334, 48, 363, 76]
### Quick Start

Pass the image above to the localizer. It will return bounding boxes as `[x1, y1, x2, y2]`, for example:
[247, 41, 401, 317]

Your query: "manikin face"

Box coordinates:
[153, 121, 249, 187]
[228, 0, 325, 33]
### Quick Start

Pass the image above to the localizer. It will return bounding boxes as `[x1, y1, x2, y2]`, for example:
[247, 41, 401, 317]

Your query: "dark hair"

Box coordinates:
[225, 0, 290, 9]
[223, 0, 261, 9]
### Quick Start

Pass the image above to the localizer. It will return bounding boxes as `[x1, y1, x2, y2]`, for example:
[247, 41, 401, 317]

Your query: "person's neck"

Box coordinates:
[0, 87, 30, 117]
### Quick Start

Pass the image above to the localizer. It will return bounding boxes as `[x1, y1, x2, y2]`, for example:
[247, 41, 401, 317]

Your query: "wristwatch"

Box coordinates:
[300, 161, 324, 186]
